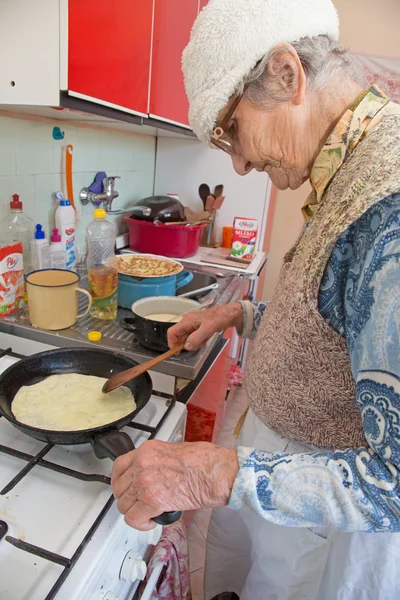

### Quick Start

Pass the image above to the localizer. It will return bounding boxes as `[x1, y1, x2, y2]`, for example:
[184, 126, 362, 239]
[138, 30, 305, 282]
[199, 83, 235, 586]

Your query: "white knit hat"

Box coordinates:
[182, 0, 339, 143]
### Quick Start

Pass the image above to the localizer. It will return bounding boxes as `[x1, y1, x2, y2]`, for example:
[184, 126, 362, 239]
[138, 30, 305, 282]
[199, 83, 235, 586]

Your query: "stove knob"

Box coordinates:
[137, 524, 162, 546]
[120, 551, 147, 582]
[103, 593, 119, 600]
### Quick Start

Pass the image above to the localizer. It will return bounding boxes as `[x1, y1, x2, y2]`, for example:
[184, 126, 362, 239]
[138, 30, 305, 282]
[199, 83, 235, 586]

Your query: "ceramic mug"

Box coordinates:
[26, 269, 92, 330]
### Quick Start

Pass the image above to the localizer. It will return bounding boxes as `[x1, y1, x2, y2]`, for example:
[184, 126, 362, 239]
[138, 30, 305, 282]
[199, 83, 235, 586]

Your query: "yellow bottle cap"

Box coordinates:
[93, 208, 106, 219]
[88, 331, 102, 342]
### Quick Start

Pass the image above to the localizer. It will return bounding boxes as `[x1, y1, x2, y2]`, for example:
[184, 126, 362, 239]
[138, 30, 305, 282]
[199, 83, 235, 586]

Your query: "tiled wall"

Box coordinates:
[0, 115, 156, 253]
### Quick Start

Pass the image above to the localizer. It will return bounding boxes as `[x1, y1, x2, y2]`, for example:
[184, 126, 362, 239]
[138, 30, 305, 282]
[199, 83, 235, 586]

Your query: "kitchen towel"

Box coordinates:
[139, 521, 191, 600]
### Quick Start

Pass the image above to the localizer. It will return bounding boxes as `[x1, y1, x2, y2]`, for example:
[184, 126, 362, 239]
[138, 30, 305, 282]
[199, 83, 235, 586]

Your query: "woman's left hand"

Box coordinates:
[111, 440, 239, 530]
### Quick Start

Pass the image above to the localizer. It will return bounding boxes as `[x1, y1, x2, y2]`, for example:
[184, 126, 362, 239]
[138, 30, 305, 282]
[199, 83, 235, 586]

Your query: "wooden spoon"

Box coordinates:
[198, 183, 210, 209]
[214, 184, 224, 199]
[102, 343, 186, 394]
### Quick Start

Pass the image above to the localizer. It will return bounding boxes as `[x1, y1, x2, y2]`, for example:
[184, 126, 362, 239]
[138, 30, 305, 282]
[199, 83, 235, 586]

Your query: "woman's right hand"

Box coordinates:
[167, 302, 244, 351]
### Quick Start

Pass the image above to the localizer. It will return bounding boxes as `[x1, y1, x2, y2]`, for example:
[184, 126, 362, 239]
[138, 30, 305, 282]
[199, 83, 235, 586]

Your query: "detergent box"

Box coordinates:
[230, 217, 258, 260]
[0, 241, 24, 316]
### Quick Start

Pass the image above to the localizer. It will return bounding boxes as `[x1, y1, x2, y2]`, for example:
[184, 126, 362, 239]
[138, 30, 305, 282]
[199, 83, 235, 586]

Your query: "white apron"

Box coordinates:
[205, 407, 400, 600]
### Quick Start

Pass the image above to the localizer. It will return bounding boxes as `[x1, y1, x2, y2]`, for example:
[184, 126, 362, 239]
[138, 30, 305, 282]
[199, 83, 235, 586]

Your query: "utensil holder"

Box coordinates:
[200, 211, 217, 247]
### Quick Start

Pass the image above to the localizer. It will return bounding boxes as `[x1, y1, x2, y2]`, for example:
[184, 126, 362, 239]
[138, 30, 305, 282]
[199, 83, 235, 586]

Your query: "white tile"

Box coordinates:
[116, 136, 135, 172]
[121, 170, 154, 203]
[34, 174, 64, 230]
[71, 171, 84, 211]
[71, 126, 100, 172]
[97, 131, 120, 173]
[0, 117, 16, 176]
[15, 119, 52, 175]
[133, 134, 156, 171]
[0, 175, 35, 221]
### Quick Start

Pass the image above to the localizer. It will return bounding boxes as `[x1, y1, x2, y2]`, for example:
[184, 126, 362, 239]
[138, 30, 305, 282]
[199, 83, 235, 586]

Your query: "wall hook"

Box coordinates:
[52, 126, 65, 140]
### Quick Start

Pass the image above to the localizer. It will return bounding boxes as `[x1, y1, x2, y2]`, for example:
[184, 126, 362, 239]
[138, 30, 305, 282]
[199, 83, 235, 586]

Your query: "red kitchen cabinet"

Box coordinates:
[68, 0, 153, 115]
[150, 0, 198, 127]
[184, 326, 246, 444]
[185, 342, 233, 443]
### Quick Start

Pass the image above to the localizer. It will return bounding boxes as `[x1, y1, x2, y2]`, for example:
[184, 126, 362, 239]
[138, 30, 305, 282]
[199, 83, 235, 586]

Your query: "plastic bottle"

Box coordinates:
[49, 228, 66, 269]
[32, 224, 50, 270]
[2, 194, 35, 273]
[55, 192, 76, 270]
[86, 208, 118, 320]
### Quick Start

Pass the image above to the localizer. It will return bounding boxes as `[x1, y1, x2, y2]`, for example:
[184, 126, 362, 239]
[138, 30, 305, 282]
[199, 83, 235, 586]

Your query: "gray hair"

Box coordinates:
[240, 35, 354, 106]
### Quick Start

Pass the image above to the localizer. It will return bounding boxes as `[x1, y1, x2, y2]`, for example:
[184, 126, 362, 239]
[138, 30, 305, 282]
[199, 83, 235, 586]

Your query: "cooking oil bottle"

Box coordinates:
[86, 209, 118, 320]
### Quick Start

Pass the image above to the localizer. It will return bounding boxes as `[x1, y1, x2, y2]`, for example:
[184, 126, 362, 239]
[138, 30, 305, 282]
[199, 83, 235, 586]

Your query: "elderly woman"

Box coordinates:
[111, 0, 400, 598]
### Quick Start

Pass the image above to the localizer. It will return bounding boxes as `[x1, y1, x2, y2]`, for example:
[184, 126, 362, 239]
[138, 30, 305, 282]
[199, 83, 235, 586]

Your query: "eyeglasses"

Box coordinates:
[211, 92, 244, 156]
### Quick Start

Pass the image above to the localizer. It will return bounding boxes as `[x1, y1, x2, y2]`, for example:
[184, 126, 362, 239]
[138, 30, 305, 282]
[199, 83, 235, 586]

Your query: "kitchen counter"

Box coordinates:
[120, 246, 267, 279]
[178, 247, 267, 278]
[0, 263, 260, 380]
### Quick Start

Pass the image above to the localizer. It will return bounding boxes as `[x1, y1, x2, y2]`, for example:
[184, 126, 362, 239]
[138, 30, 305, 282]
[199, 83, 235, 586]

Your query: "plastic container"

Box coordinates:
[222, 226, 233, 249]
[1, 194, 35, 273]
[55, 192, 76, 270]
[0, 241, 24, 316]
[86, 208, 118, 320]
[124, 217, 206, 258]
[117, 270, 193, 309]
[32, 224, 51, 270]
[49, 228, 66, 269]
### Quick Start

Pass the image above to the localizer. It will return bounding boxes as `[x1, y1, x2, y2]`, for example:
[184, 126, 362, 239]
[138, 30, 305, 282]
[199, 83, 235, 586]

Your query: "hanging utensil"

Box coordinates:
[198, 184, 210, 209]
[177, 283, 219, 298]
[65, 144, 75, 210]
[102, 344, 186, 394]
[205, 195, 216, 211]
[214, 184, 224, 199]
[212, 195, 225, 210]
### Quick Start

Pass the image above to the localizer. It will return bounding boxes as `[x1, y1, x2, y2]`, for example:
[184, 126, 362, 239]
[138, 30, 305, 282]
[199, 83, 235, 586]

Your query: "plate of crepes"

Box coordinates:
[112, 254, 184, 278]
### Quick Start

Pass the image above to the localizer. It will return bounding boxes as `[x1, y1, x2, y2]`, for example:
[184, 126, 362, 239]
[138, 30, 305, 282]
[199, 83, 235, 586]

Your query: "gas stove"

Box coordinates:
[0, 344, 187, 600]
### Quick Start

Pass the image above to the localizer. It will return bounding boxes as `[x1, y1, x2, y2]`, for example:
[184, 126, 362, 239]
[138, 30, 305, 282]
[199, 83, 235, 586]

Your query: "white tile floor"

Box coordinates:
[187, 386, 248, 600]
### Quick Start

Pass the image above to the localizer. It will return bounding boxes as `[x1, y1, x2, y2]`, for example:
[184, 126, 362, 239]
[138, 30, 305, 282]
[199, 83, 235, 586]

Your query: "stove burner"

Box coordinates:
[0, 520, 8, 541]
[0, 344, 177, 600]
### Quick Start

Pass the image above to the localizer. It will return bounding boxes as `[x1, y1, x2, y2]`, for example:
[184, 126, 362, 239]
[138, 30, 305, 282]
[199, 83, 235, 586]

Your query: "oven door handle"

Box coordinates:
[139, 561, 165, 600]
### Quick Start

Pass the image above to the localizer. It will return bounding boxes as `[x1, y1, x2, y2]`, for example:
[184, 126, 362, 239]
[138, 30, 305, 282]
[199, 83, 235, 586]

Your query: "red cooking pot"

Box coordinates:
[124, 217, 206, 258]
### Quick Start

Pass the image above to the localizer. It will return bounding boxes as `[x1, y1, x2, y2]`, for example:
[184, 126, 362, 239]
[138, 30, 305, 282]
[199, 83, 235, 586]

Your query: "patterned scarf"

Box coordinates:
[302, 85, 400, 221]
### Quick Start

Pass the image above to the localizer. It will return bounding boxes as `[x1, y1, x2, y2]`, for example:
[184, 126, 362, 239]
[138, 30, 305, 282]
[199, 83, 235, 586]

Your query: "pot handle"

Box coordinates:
[120, 317, 138, 334]
[176, 270, 194, 291]
[92, 430, 182, 526]
[76, 288, 93, 319]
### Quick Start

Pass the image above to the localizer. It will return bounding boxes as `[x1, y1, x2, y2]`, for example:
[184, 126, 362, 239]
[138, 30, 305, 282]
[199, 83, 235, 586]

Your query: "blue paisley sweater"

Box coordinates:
[229, 193, 400, 532]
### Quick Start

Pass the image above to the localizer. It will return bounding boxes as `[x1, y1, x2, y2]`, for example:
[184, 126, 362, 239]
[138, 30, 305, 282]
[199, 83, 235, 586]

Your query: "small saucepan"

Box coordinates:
[120, 296, 201, 353]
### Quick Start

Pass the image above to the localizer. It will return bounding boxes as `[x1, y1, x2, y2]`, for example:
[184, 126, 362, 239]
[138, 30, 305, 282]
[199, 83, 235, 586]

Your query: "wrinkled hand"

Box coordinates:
[167, 302, 244, 351]
[111, 440, 239, 530]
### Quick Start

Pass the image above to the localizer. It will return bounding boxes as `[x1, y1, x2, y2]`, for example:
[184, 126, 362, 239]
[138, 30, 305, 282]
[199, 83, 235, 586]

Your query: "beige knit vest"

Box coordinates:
[246, 115, 400, 450]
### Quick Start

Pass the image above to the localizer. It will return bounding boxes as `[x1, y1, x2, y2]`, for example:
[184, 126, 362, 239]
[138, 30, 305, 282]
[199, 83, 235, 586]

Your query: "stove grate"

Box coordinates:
[6, 495, 115, 599]
[0, 346, 177, 599]
[0, 442, 112, 488]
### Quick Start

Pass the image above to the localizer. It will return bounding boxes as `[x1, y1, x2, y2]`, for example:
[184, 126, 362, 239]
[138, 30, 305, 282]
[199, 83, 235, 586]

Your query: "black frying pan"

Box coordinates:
[0, 347, 181, 525]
